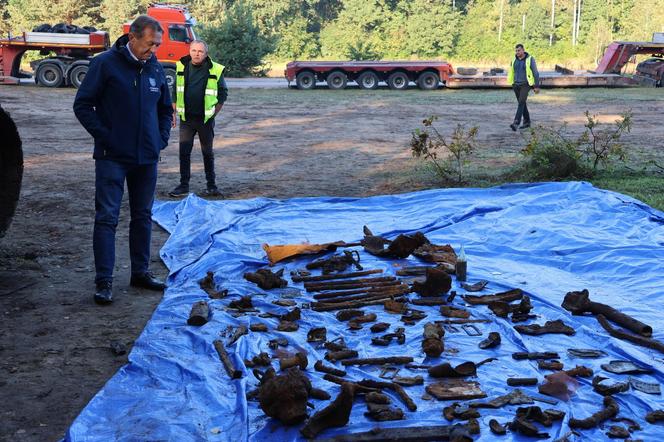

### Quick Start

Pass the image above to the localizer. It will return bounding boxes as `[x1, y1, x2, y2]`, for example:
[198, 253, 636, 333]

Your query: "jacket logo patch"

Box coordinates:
[149, 77, 156, 87]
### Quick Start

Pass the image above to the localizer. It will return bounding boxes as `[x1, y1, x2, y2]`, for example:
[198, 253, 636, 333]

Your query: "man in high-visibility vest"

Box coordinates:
[507, 43, 540, 131]
[169, 40, 228, 197]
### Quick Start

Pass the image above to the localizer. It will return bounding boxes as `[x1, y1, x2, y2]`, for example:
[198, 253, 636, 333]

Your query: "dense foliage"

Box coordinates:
[2, 0, 663, 72]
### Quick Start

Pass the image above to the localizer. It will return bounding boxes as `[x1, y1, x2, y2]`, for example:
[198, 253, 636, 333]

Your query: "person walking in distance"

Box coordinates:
[168, 40, 228, 197]
[508, 44, 540, 131]
[73, 15, 173, 304]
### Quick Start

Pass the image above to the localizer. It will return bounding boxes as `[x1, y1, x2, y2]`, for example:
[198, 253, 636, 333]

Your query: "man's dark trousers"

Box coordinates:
[94, 159, 157, 283]
[513, 83, 531, 125]
[178, 116, 216, 187]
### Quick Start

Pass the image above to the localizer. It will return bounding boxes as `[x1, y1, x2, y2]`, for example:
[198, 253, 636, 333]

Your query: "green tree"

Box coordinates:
[398, 0, 460, 58]
[100, 0, 150, 40]
[199, 1, 272, 76]
[188, 0, 227, 27]
[6, 0, 101, 32]
[273, 16, 320, 60]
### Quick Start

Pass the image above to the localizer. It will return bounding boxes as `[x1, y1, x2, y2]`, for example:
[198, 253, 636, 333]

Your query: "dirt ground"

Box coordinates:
[0, 82, 662, 441]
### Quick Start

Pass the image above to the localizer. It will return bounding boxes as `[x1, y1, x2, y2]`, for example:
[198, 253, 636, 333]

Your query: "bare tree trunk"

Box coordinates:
[576, 0, 583, 45]
[499, 0, 505, 42]
[550, 0, 556, 46]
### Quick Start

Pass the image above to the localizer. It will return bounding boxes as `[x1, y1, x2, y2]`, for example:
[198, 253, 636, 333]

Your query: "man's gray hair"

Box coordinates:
[130, 15, 163, 38]
[190, 40, 209, 52]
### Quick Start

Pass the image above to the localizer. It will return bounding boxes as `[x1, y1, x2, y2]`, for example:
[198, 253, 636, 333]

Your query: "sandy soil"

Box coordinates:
[0, 82, 662, 441]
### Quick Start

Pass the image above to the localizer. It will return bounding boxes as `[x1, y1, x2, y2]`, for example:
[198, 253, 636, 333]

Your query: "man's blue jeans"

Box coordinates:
[94, 159, 157, 284]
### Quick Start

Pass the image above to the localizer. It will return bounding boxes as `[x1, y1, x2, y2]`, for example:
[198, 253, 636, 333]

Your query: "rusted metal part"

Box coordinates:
[428, 361, 477, 378]
[314, 286, 410, 304]
[538, 360, 564, 371]
[513, 351, 560, 360]
[292, 269, 383, 283]
[462, 288, 523, 305]
[462, 324, 482, 336]
[610, 417, 641, 432]
[257, 367, 311, 424]
[596, 314, 664, 354]
[440, 306, 470, 319]
[397, 265, 451, 276]
[312, 295, 407, 312]
[645, 409, 664, 424]
[228, 295, 253, 310]
[567, 348, 607, 359]
[538, 372, 578, 401]
[325, 350, 358, 362]
[436, 318, 492, 325]
[310, 388, 331, 401]
[592, 376, 630, 396]
[560, 365, 594, 378]
[508, 415, 549, 438]
[401, 309, 427, 325]
[300, 382, 356, 439]
[227, 325, 248, 346]
[362, 226, 429, 259]
[468, 389, 534, 409]
[569, 396, 619, 429]
[489, 419, 507, 435]
[324, 337, 347, 351]
[384, 299, 407, 313]
[213, 340, 243, 379]
[357, 379, 417, 411]
[365, 402, 404, 421]
[348, 313, 378, 330]
[366, 392, 391, 404]
[187, 301, 210, 326]
[268, 337, 288, 349]
[412, 298, 448, 306]
[605, 425, 630, 439]
[199, 271, 228, 298]
[601, 360, 652, 375]
[514, 319, 575, 336]
[443, 403, 480, 421]
[479, 331, 501, 349]
[413, 243, 458, 266]
[244, 352, 271, 368]
[305, 277, 398, 292]
[516, 406, 564, 428]
[314, 422, 479, 442]
[322, 374, 379, 394]
[307, 327, 327, 343]
[370, 322, 390, 333]
[426, 379, 487, 401]
[244, 268, 288, 289]
[629, 376, 661, 395]
[277, 320, 299, 332]
[507, 377, 538, 386]
[341, 356, 414, 367]
[279, 351, 308, 371]
[412, 267, 452, 297]
[280, 307, 301, 322]
[393, 376, 424, 386]
[422, 322, 445, 357]
[371, 327, 405, 346]
[461, 280, 488, 292]
[306, 250, 363, 274]
[562, 289, 652, 337]
[336, 309, 365, 321]
[314, 360, 346, 377]
[273, 299, 296, 307]
[311, 281, 404, 298]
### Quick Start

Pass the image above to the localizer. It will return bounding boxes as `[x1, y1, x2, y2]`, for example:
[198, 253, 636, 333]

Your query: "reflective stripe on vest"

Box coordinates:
[175, 60, 226, 123]
[507, 56, 535, 86]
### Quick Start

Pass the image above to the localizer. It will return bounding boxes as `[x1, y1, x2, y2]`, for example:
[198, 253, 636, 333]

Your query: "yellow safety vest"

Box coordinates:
[175, 59, 225, 123]
[507, 55, 535, 86]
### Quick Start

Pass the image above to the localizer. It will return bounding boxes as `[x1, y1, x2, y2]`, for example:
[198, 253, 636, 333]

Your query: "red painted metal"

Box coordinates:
[284, 60, 454, 83]
[595, 41, 664, 74]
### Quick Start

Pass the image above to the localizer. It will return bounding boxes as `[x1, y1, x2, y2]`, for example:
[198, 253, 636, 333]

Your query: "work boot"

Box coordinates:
[168, 183, 189, 197]
[519, 122, 531, 129]
[94, 280, 113, 305]
[130, 272, 166, 291]
[510, 123, 518, 132]
[201, 184, 222, 197]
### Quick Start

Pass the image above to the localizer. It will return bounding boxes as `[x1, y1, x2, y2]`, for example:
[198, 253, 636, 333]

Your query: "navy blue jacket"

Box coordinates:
[73, 35, 173, 164]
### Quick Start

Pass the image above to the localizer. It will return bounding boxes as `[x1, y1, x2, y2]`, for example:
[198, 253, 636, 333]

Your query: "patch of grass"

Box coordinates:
[590, 172, 664, 211]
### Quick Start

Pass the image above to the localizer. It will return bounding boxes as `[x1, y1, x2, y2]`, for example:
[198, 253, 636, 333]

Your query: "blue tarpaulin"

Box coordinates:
[66, 182, 664, 441]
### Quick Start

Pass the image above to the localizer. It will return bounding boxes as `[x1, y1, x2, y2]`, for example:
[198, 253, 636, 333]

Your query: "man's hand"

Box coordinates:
[171, 113, 177, 128]
[214, 103, 223, 117]
[533, 87, 540, 94]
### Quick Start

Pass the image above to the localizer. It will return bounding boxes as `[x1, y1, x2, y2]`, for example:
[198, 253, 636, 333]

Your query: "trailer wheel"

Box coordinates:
[69, 64, 88, 89]
[387, 71, 409, 90]
[326, 71, 347, 90]
[36, 63, 64, 88]
[357, 71, 379, 90]
[0, 106, 23, 238]
[296, 71, 316, 90]
[164, 68, 176, 93]
[417, 71, 439, 90]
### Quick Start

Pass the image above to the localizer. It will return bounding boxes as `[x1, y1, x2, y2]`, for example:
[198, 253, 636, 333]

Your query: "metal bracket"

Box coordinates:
[462, 324, 482, 336]
[379, 366, 400, 380]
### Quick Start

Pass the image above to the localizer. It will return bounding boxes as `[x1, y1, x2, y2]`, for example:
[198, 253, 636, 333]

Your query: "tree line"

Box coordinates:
[2, 0, 663, 75]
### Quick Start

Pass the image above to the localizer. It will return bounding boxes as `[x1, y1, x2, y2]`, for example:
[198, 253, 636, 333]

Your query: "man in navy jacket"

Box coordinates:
[74, 15, 173, 304]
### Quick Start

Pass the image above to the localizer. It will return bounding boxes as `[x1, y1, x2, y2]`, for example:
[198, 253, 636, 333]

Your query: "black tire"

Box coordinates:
[69, 64, 88, 89]
[326, 70, 347, 90]
[295, 70, 316, 90]
[456, 67, 478, 76]
[36, 63, 64, 88]
[357, 71, 380, 90]
[417, 71, 439, 90]
[0, 105, 23, 238]
[387, 71, 410, 90]
[164, 68, 176, 93]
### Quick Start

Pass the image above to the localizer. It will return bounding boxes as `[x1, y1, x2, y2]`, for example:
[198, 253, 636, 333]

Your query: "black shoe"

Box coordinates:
[201, 185, 222, 197]
[510, 123, 518, 132]
[519, 122, 531, 129]
[130, 272, 166, 291]
[168, 184, 189, 197]
[94, 281, 113, 305]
